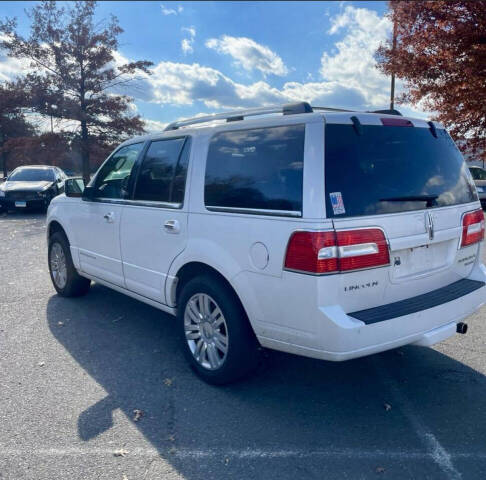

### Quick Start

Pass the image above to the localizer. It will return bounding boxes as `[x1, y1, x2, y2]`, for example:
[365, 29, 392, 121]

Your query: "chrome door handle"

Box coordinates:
[164, 219, 180, 234]
[103, 212, 115, 223]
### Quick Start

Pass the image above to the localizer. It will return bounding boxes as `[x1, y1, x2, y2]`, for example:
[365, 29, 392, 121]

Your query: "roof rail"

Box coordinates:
[312, 106, 357, 112]
[164, 102, 314, 131]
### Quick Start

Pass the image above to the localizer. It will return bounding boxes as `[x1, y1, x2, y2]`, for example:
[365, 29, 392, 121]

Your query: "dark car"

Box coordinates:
[469, 166, 486, 208]
[0, 165, 67, 212]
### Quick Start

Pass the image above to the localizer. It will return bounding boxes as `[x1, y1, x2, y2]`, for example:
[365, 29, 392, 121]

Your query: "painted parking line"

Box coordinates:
[374, 357, 462, 480]
[0, 446, 485, 460]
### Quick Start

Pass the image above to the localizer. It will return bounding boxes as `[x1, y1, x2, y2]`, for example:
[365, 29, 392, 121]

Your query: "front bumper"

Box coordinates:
[0, 196, 49, 210]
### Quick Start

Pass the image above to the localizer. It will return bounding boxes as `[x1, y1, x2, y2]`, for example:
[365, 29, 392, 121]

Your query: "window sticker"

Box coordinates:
[329, 192, 345, 215]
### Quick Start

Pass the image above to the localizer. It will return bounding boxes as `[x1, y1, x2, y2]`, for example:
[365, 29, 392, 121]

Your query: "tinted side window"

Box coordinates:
[134, 137, 190, 204]
[205, 125, 305, 212]
[93, 143, 143, 199]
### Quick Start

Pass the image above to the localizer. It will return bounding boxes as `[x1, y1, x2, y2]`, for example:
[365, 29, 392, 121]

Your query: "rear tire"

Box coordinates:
[177, 274, 259, 384]
[48, 231, 91, 297]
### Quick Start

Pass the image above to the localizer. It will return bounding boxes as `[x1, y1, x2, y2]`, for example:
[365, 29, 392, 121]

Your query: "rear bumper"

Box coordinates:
[255, 264, 486, 362]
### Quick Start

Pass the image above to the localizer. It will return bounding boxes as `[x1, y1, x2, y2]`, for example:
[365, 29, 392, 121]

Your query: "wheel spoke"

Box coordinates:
[185, 330, 201, 340]
[187, 300, 202, 323]
[213, 332, 228, 353]
[210, 306, 223, 320]
[207, 343, 220, 369]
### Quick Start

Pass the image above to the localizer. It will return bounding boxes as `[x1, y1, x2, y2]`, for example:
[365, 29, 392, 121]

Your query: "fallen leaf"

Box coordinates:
[122, 475, 128, 480]
[38, 361, 45, 367]
[133, 409, 144, 422]
[57, 321, 64, 326]
[384, 403, 392, 412]
[168, 434, 175, 442]
[114, 448, 129, 457]
[224, 457, 230, 465]
[164, 378, 173, 387]
[376, 466, 385, 474]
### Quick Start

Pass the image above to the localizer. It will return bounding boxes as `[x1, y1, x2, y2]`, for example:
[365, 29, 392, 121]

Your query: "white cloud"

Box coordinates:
[205, 35, 288, 77]
[160, 4, 183, 16]
[321, 5, 393, 106]
[0, 35, 32, 81]
[143, 118, 168, 133]
[181, 26, 196, 55]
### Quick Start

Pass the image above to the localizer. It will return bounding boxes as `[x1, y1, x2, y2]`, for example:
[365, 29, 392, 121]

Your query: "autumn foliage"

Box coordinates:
[377, 1, 486, 159]
[0, 1, 152, 181]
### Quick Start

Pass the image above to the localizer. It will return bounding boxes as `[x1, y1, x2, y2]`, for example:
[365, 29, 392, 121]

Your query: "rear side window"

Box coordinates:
[205, 125, 305, 213]
[134, 137, 190, 204]
[324, 124, 477, 217]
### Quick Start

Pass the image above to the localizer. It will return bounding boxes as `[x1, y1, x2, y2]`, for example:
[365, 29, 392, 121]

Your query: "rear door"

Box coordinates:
[323, 115, 481, 313]
[119, 136, 191, 303]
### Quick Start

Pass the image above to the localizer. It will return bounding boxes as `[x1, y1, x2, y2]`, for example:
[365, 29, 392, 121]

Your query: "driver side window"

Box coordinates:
[92, 143, 143, 199]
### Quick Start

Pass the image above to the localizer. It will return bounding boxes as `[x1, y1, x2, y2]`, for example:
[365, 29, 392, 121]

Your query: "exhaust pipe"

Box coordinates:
[456, 322, 468, 334]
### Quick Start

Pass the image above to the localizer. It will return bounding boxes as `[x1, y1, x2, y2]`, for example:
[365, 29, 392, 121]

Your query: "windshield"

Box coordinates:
[324, 124, 477, 217]
[469, 167, 486, 180]
[8, 168, 55, 182]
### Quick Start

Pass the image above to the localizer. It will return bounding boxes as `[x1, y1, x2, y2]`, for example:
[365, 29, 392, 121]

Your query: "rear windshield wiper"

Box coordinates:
[379, 194, 438, 208]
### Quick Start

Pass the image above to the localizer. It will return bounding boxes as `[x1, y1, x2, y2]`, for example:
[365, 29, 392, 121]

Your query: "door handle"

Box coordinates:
[103, 212, 115, 223]
[164, 219, 180, 234]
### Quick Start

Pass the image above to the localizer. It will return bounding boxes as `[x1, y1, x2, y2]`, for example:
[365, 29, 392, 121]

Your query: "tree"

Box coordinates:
[377, 1, 486, 160]
[0, 82, 36, 177]
[1, 1, 153, 182]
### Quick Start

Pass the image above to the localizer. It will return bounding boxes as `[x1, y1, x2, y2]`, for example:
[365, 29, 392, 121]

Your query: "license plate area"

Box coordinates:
[390, 240, 453, 282]
[15, 201, 27, 207]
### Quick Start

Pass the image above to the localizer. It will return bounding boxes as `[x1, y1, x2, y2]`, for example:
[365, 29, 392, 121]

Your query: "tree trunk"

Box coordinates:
[1, 151, 7, 179]
[80, 119, 90, 184]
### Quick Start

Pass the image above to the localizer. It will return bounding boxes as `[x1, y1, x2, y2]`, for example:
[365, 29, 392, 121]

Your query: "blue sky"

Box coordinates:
[1, 1, 422, 132]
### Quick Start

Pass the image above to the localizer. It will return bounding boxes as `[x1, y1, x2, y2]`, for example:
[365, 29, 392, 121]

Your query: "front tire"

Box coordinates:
[177, 275, 259, 384]
[48, 231, 91, 297]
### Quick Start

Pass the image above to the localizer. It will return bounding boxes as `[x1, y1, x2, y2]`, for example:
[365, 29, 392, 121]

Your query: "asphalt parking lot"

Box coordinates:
[1, 212, 486, 480]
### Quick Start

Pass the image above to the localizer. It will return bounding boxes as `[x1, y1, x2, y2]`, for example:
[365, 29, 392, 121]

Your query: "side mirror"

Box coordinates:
[65, 177, 85, 198]
[57, 177, 63, 183]
[82, 185, 96, 201]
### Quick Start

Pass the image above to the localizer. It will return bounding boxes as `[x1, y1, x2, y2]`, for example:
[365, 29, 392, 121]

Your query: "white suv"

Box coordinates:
[47, 102, 486, 384]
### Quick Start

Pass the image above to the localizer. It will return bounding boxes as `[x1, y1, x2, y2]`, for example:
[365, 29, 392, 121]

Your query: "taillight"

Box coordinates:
[461, 209, 484, 248]
[284, 231, 338, 274]
[284, 228, 390, 274]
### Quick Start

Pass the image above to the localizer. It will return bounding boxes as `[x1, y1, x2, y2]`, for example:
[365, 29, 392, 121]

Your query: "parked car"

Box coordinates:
[468, 166, 486, 208]
[0, 165, 67, 212]
[46, 102, 486, 384]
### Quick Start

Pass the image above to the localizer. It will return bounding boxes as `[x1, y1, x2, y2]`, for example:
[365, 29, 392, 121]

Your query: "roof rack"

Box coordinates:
[163, 102, 403, 131]
[164, 102, 314, 131]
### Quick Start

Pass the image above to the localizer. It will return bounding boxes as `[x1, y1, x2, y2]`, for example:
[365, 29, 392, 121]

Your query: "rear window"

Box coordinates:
[205, 125, 305, 213]
[324, 124, 477, 218]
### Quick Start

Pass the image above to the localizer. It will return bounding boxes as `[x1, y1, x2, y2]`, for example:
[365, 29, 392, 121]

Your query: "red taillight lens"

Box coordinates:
[284, 231, 338, 274]
[461, 209, 484, 248]
[284, 228, 389, 274]
[336, 228, 390, 272]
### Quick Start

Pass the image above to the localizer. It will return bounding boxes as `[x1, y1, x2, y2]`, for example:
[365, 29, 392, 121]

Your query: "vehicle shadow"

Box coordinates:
[46, 284, 486, 479]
